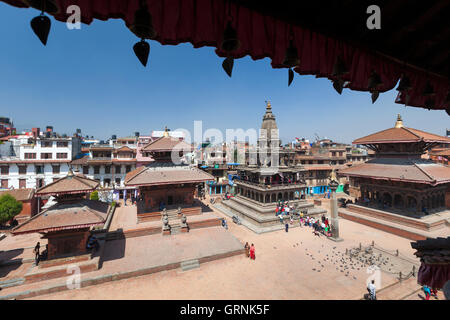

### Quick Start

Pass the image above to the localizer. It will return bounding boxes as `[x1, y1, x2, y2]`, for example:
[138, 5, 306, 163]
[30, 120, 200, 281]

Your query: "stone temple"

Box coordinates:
[216, 101, 326, 233]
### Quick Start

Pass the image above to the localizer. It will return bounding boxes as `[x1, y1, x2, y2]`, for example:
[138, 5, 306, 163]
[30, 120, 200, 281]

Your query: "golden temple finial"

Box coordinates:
[330, 168, 337, 182]
[67, 166, 74, 177]
[265, 100, 271, 110]
[163, 126, 169, 137]
[394, 114, 403, 128]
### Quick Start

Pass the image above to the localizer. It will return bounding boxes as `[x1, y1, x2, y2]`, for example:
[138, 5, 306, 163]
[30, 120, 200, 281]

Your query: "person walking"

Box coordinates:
[285, 222, 289, 233]
[250, 244, 256, 260]
[367, 280, 377, 300]
[34, 242, 40, 265]
[244, 242, 250, 258]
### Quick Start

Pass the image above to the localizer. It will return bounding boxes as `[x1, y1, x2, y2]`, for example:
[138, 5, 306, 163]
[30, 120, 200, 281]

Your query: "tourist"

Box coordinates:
[367, 280, 377, 300]
[285, 205, 290, 216]
[250, 244, 256, 260]
[34, 242, 40, 265]
[290, 216, 293, 224]
[423, 285, 431, 300]
[285, 222, 289, 232]
[244, 242, 250, 258]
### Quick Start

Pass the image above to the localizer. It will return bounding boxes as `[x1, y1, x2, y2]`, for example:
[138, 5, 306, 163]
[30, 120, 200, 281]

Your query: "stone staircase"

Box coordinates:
[375, 277, 421, 300]
[180, 259, 200, 271]
[164, 209, 183, 235]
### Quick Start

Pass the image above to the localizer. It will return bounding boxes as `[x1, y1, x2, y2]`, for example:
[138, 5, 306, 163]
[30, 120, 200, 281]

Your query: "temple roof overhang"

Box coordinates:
[124, 165, 214, 187]
[35, 171, 99, 196]
[339, 158, 450, 186]
[12, 199, 108, 235]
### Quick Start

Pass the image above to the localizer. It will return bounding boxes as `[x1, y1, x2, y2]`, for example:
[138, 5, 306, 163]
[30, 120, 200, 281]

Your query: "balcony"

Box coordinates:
[235, 179, 306, 191]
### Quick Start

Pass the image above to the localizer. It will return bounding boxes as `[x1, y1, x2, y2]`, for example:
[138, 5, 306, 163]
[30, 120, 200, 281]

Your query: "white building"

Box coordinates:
[0, 130, 81, 190]
[71, 142, 137, 189]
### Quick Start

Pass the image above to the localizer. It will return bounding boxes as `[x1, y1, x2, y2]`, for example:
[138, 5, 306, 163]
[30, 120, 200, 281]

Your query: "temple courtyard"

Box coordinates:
[0, 196, 442, 300]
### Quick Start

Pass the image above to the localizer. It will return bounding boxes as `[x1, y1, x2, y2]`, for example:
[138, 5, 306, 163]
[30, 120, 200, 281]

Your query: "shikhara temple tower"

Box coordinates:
[340, 115, 450, 216]
[219, 102, 326, 233]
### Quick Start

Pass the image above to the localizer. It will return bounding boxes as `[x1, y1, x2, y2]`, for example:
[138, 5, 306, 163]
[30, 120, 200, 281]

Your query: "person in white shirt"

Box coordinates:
[367, 280, 376, 300]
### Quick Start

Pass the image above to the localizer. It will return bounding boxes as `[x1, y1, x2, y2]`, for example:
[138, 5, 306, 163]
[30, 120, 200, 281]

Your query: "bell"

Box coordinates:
[371, 91, 380, 104]
[30, 13, 51, 46]
[368, 71, 382, 91]
[332, 78, 344, 95]
[396, 75, 411, 91]
[133, 39, 150, 67]
[221, 21, 240, 52]
[422, 81, 435, 96]
[332, 57, 348, 77]
[129, 6, 157, 40]
[222, 56, 234, 77]
[288, 68, 294, 86]
[283, 40, 300, 68]
[23, 0, 59, 14]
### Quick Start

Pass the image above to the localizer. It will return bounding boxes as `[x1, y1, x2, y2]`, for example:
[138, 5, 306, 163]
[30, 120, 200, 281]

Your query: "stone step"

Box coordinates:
[376, 277, 421, 300]
[180, 259, 200, 271]
[0, 278, 25, 289]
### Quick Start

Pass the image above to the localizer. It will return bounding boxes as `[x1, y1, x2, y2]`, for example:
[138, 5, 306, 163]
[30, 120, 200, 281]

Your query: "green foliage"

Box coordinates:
[0, 194, 23, 225]
[90, 190, 99, 201]
[111, 201, 116, 208]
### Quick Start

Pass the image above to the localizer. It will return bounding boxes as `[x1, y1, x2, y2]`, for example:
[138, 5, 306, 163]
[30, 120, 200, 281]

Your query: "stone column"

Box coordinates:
[328, 170, 343, 242]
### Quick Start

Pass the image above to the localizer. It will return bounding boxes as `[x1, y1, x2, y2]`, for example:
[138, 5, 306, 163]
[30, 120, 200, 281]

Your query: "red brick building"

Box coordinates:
[12, 170, 108, 261]
[125, 129, 213, 220]
[340, 115, 450, 215]
[0, 188, 37, 223]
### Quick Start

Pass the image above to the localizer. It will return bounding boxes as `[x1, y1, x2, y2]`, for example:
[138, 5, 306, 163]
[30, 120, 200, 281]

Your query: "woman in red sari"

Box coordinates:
[250, 243, 255, 260]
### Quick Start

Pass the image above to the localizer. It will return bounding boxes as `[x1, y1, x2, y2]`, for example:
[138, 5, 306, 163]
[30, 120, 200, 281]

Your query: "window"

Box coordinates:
[0, 166, 9, 175]
[331, 152, 336, 157]
[41, 153, 52, 159]
[83, 166, 89, 175]
[104, 178, 111, 186]
[36, 178, 44, 188]
[126, 165, 131, 173]
[35, 165, 44, 174]
[339, 152, 343, 157]
[56, 141, 68, 148]
[318, 160, 324, 164]
[18, 165, 27, 174]
[105, 166, 111, 174]
[19, 179, 26, 188]
[115, 178, 121, 186]
[24, 153, 36, 159]
[115, 165, 121, 174]
[41, 141, 53, 148]
[94, 166, 100, 174]
[52, 165, 60, 174]
[56, 153, 68, 159]
[1, 179, 8, 188]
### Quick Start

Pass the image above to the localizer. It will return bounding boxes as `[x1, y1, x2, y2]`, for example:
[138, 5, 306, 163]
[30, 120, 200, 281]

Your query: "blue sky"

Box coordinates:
[0, 3, 448, 144]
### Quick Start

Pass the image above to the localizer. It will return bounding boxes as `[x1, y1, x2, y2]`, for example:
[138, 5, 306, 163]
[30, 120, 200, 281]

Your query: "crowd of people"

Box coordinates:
[275, 200, 332, 237]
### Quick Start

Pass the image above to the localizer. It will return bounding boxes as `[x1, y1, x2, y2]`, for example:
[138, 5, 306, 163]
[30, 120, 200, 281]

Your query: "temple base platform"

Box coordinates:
[339, 204, 450, 240]
[215, 195, 326, 233]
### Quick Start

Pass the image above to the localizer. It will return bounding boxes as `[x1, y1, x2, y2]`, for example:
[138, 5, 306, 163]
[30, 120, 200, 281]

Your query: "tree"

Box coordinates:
[90, 190, 99, 201]
[0, 194, 22, 225]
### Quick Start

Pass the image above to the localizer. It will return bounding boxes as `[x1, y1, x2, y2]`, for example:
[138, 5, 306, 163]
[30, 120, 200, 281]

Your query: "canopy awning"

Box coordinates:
[2, 0, 449, 112]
